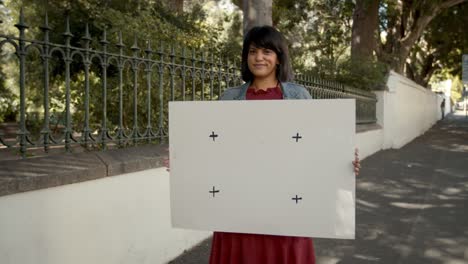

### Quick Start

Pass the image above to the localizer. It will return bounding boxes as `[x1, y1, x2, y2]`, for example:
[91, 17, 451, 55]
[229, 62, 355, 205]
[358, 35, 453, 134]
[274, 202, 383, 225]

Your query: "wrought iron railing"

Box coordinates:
[0, 10, 377, 157]
[295, 76, 377, 124]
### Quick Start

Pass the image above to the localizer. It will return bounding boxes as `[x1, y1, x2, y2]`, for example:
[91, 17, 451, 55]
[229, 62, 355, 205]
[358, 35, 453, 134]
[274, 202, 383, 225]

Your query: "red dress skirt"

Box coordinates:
[209, 86, 316, 264]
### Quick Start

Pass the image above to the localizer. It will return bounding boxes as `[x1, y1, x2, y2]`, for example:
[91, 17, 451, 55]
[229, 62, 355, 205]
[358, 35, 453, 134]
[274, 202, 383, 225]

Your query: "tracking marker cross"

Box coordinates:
[209, 131, 218, 142]
[292, 133, 302, 142]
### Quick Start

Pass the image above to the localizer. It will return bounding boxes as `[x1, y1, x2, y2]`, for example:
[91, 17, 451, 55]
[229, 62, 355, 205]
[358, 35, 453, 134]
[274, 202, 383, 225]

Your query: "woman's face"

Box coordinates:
[247, 44, 279, 80]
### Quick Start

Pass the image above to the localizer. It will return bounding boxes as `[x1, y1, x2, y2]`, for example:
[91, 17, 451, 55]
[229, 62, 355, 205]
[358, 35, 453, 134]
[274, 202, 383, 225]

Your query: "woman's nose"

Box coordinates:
[255, 52, 263, 61]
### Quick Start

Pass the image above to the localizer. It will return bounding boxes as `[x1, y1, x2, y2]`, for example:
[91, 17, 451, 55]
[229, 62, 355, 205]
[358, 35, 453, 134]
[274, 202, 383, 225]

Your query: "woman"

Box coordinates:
[165, 25, 360, 264]
[219, 26, 310, 101]
[208, 26, 360, 264]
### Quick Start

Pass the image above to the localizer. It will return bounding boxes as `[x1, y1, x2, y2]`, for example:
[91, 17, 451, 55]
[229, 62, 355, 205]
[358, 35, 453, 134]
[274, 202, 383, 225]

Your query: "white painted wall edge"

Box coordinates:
[0, 168, 211, 264]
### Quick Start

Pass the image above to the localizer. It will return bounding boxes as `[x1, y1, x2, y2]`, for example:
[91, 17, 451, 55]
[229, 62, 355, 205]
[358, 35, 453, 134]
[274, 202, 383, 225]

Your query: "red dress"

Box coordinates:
[209, 86, 316, 264]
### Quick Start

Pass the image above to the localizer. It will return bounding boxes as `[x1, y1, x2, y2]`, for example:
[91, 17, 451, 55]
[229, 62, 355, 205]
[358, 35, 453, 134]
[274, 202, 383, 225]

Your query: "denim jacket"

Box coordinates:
[219, 82, 312, 100]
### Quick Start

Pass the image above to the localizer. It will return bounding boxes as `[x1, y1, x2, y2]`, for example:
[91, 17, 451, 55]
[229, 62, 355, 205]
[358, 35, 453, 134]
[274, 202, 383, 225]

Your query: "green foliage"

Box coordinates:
[3, 0, 465, 132]
[403, 3, 468, 86]
[378, 0, 468, 85]
[424, 3, 468, 79]
[0, 0, 235, 137]
[214, 11, 243, 61]
[0, 70, 17, 122]
[276, 0, 372, 87]
[450, 76, 464, 103]
[431, 72, 465, 104]
[5, 0, 216, 48]
[336, 58, 388, 90]
[302, 0, 355, 74]
[273, 0, 312, 30]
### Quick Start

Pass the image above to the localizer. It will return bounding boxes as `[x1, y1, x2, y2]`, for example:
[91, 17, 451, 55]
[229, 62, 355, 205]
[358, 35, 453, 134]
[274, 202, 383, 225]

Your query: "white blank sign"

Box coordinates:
[169, 99, 355, 239]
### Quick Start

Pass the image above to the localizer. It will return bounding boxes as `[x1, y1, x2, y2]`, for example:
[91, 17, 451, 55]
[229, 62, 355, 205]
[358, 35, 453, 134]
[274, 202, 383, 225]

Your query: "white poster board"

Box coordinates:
[169, 99, 355, 239]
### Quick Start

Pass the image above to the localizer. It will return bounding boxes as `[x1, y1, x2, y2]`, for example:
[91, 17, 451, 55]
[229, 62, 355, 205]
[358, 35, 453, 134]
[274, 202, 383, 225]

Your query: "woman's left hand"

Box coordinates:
[352, 148, 361, 176]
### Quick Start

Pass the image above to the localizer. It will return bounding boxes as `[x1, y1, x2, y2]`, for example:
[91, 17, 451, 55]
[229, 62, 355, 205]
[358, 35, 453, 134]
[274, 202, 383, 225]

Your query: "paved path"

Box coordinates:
[170, 111, 468, 264]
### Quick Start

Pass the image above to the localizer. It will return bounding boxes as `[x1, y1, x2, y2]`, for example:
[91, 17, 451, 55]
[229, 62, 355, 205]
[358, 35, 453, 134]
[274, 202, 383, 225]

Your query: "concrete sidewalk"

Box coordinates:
[169, 111, 468, 264]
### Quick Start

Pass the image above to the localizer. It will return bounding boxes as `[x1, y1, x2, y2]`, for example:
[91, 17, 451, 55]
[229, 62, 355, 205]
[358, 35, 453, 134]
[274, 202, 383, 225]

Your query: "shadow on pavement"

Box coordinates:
[315, 112, 468, 264]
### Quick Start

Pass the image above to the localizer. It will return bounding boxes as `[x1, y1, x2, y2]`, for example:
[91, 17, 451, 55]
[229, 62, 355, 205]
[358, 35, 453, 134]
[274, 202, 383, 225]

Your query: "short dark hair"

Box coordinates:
[241, 26, 293, 82]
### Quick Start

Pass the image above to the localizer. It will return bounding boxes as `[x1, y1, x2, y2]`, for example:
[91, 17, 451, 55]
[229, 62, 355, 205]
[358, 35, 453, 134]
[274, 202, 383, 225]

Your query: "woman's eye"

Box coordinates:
[249, 49, 256, 54]
[264, 49, 272, 54]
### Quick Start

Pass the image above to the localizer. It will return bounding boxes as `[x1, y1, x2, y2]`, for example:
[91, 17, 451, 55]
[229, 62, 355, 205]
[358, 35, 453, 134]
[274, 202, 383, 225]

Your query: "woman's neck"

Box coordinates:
[251, 77, 278, 91]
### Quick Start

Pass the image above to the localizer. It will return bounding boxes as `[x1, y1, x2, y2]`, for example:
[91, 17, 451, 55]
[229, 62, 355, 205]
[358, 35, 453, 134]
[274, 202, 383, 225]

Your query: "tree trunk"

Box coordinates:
[242, 0, 272, 35]
[167, 0, 183, 13]
[351, 0, 379, 61]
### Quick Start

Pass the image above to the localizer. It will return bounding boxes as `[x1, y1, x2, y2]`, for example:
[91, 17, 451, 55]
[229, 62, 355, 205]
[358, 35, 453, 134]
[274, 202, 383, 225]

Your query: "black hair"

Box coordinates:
[241, 26, 293, 82]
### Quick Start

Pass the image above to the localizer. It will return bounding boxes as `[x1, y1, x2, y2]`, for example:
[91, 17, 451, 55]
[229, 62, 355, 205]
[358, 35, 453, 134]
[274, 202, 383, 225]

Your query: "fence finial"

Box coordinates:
[40, 11, 51, 35]
[15, 7, 29, 30]
[19, 7, 25, 24]
[63, 13, 73, 39]
[100, 26, 109, 46]
[43, 11, 50, 29]
[145, 40, 153, 54]
[82, 23, 91, 41]
[45, 11, 48, 26]
[131, 33, 140, 53]
[116, 31, 125, 48]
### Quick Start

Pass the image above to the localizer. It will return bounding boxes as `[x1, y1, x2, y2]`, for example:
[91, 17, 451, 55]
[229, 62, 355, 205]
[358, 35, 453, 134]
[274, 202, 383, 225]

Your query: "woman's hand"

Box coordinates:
[164, 147, 170, 172]
[352, 148, 361, 176]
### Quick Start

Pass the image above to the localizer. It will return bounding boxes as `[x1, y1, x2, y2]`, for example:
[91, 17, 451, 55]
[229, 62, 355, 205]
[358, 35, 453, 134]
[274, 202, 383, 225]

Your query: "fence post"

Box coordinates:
[63, 14, 73, 151]
[82, 23, 92, 148]
[131, 34, 141, 144]
[15, 7, 29, 157]
[157, 41, 166, 142]
[116, 31, 125, 147]
[100, 27, 110, 149]
[40, 12, 51, 153]
[145, 40, 154, 142]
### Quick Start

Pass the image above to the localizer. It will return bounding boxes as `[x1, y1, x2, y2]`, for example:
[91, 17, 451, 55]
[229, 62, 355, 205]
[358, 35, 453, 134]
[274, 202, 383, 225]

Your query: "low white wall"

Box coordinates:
[377, 71, 441, 149]
[356, 71, 442, 158]
[0, 168, 211, 264]
[356, 128, 383, 160]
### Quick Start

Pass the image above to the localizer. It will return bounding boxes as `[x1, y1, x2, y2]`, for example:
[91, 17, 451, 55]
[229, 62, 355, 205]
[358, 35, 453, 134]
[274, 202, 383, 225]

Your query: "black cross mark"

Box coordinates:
[292, 195, 302, 204]
[209, 186, 220, 197]
[292, 132, 302, 142]
[209, 131, 218, 142]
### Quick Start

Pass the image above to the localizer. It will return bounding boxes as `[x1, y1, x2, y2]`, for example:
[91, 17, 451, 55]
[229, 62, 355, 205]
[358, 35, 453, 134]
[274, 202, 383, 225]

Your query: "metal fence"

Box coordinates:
[0, 10, 377, 157]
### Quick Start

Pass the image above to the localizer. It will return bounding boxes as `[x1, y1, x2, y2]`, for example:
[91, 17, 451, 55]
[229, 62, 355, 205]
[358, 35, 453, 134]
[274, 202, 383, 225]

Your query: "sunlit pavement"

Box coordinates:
[315, 111, 468, 264]
[170, 112, 468, 264]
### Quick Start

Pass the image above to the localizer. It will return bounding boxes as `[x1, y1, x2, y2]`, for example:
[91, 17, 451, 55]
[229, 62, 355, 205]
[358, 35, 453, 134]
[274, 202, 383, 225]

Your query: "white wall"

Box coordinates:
[383, 71, 442, 149]
[356, 128, 383, 160]
[355, 71, 442, 158]
[0, 168, 211, 264]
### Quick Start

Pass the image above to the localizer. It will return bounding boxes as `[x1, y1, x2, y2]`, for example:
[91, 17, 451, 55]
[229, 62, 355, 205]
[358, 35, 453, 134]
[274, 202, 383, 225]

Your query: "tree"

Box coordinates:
[352, 0, 468, 76]
[0, 0, 224, 132]
[350, 0, 379, 62]
[232, 0, 273, 34]
[406, 3, 468, 86]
